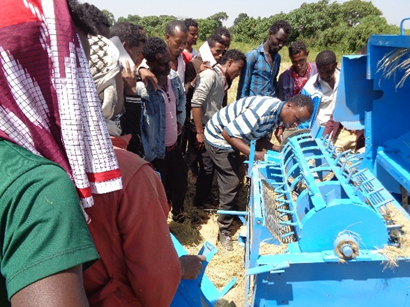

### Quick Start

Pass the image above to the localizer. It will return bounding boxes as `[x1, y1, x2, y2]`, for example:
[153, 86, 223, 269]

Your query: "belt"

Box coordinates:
[166, 143, 177, 152]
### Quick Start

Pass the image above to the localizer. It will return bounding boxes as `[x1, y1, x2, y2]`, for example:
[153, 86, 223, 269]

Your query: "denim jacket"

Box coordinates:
[137, 72, 186, 162]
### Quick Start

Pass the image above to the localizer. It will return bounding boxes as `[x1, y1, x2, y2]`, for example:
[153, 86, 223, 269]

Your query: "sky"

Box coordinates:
[85, 0, 410, 28]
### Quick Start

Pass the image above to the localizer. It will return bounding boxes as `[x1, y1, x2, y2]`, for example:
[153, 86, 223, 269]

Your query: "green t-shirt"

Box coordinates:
[0, 139, 99, 304]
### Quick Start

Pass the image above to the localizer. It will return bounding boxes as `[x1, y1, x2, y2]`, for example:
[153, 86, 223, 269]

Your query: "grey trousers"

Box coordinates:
[205, 142, 240, 234]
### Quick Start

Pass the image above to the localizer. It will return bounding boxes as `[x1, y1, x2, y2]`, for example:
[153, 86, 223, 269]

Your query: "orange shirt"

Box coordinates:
[83, 135, 181, 306]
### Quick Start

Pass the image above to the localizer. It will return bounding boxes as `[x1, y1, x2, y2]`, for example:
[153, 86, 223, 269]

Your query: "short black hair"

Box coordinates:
[207, 34, 226, 48]
[184, 18, 198, 29]
[270, 20, 291, 35]
[143, 37, 167, 62]
[135, 24, 145, 32]
[79, 3, 110, 35]
[109, 22, 146, 48]
[288, 41, 307, 56]
[67, 0, 98, 36]
[213, 27, 231, 39]
[165, 20, 188, 36]
[316, 50, 337, 67]
[288, 94, 314, 115]
[219, 49, 245, 65]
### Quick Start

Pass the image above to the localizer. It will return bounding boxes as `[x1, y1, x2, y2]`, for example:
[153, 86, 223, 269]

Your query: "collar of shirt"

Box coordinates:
[214, 64, 228, 91]
[318, 68, 340, 92]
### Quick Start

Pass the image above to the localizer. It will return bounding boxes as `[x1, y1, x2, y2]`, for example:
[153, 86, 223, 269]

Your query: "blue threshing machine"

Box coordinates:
[242, 19, 410, 307]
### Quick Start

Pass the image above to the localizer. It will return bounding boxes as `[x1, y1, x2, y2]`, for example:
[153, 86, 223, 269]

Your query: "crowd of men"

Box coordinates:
[0, 0, 362, 305]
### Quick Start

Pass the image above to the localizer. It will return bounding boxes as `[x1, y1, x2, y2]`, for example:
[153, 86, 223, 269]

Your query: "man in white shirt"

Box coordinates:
[299, 50, 339, 129]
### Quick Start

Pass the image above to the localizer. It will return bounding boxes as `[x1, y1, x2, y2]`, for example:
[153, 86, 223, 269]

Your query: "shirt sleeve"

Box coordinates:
[2, 163, 99, 300]
[118, 162, 181, 307]
[191, 70, 215, 109]
[175, 77, 186, 126]
[276, 71, 286, 101]
[236, 50, 256, 100]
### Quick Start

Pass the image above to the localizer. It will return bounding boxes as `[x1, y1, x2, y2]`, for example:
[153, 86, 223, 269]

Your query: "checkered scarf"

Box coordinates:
[291, 62, 313, 97]
[0, 0, 122, 212]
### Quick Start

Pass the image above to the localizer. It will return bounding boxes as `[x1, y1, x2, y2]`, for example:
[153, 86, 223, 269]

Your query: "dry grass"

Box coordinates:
[378, 204, 410, 268]
[169, 161, 248, 306]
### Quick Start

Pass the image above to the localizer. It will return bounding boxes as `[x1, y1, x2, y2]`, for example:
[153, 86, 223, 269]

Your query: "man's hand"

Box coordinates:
[177, 123, 183, 136]
[199, 61, 212, 73]
[195, 132, 205, 150]
[180, 255, 206, 280]
[275, 126, 284, 143]
[254, 151, 265, 161]
[122, 60, 137, 96]
[139, 68, 158, 91]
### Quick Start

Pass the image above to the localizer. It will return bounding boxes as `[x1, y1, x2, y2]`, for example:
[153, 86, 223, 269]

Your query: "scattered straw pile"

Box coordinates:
[378, 204, 410, 268]
[259, 241, 288, 255]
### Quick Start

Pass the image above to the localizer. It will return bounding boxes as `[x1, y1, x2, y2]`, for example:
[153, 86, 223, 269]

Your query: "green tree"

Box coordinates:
[101, 9, 115, 26]
[196, 18, 219, 41]
[117, 14, 141, 25]
[209, 12, 228, 27]
[339, 0, 382, 27]
[287, 0, 341, 43]
[233, 13, 248, 27]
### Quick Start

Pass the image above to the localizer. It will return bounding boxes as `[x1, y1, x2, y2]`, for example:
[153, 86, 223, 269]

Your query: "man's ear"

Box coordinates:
[165, 33, 170, 41]
[306, 50, 310, 57]
[227, 58, 234, 67]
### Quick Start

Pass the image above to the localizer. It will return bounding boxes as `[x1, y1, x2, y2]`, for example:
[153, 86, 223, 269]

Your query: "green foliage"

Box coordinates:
[233, 13, 287, 44]
[101, 9, 115, 26]
[117, 14, 176, 37]
[110, 1, 404, 54]
[197, 12, 229, 41]
[196, 18, 220, 41]
[231, 0, 400, 54]
[233, 13, 248, 27]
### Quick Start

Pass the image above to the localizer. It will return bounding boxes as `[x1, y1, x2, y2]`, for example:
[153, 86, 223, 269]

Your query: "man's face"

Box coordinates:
[317, 62, 337, 83]
[221, 35, 231, 52]
[124, 43, 144, 66]
[225, 59, 245, 84]
[187, 26, 198, 46]
[148, 48, 171, 77]
[280, 103, 311, 128]
[268, 28, 289, 54]
[290, 51, 309, 76]
[210, 42, 225, 63]
[166, 28, 188, 58]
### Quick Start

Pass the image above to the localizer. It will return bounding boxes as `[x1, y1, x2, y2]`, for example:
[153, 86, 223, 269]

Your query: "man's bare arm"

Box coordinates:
[11, 265, 89, 307]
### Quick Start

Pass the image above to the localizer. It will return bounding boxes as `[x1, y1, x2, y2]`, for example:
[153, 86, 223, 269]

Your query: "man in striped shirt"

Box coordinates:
[236, 20, 291, 100]
[204, 95, 313, 250]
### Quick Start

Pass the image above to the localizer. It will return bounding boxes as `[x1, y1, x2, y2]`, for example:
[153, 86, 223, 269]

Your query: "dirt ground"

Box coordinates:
[168, 81, 283, 306]
[169, 166, 249, 307]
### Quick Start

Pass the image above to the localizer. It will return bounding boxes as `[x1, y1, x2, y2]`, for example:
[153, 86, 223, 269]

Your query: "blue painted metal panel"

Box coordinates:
[242, 22, 410, 306]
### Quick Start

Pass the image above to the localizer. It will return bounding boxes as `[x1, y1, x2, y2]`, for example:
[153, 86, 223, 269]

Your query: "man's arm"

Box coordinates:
[191, 71, 215, 149]
[11, 266, 89, 307]
[118, 161, 181, 306]
[276, 71, 286, 101]
[236, 51, 255, 100]
[221, 129, 265, 161]
[138, 59, 158, 90]
[256, 137, 280, 152]
[175, 77, 186, 129]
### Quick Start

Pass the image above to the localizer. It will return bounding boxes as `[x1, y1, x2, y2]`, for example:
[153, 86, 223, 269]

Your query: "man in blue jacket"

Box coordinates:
[137, 37, 188, 223]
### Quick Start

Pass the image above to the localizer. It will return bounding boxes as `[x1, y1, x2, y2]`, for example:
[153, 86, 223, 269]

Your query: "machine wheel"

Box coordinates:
[280, 129, 311, 151]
